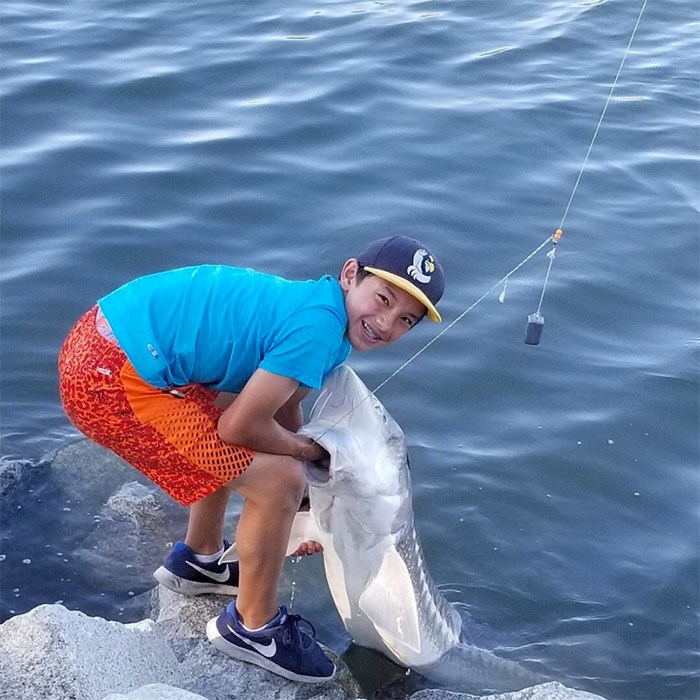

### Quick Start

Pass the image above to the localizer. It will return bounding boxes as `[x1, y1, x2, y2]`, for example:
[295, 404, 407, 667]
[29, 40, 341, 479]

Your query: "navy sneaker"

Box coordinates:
[153, 541, 239, 596]
[206, 602, 336, 684]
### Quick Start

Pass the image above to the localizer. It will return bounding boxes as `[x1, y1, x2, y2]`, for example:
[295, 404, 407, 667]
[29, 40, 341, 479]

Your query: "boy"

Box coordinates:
[58, 235, 445, 683]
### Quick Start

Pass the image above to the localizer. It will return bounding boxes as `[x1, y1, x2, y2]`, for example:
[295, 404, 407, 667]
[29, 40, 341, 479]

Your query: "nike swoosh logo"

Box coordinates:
[226, 624, 277, 658]
[186, 561, 232, 583]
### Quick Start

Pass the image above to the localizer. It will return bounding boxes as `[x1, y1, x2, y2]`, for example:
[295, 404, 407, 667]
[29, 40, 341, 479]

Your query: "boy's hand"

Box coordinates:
[291, 541, 323, 556]
[300, 440, 329, 464]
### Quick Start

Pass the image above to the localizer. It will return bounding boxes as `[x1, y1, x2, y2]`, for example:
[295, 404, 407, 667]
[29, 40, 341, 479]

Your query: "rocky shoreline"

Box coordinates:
[0, 441, 605, 700]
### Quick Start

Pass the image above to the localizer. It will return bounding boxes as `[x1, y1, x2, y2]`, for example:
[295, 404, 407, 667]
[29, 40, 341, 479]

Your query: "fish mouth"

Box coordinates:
[305, 459, 331, 485]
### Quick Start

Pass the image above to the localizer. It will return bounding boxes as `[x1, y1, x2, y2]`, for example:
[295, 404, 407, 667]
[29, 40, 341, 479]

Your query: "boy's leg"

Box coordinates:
[185, 485, 232, 556]
[227, 451, 306, 628]
[206, 451, 335, 683]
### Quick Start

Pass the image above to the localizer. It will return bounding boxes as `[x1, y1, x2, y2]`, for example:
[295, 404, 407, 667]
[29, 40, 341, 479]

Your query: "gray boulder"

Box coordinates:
[408, 683, 605, 700]
[0, 589, 362, 700]
[101, 684, 208, 699]
[149, 584, 363, 700]
[0, 604, 180, 700]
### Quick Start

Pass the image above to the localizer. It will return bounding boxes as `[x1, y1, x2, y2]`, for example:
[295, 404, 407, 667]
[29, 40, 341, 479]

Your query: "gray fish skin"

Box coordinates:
[299, 365, 542, 694]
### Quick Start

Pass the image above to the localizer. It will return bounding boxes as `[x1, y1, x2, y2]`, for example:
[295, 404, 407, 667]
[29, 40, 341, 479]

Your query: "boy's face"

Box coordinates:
[340, 259, 426, 351]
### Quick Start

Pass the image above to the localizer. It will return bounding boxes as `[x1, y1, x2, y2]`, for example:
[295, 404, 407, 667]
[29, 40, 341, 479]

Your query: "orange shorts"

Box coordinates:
[58, 306, 254, 506]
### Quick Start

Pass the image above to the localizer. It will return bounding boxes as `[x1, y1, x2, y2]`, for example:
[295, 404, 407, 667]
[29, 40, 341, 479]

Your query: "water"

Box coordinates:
[1, 0, 698, 697]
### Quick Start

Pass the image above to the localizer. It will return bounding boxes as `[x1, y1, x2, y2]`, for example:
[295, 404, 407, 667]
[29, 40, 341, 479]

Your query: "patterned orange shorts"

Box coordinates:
[58, 306, 254, 506]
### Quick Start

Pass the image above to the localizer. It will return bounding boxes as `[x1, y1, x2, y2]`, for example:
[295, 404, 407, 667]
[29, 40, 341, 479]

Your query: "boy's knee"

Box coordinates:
[237, 453, 306, 509]
[275, 456, 307, 504]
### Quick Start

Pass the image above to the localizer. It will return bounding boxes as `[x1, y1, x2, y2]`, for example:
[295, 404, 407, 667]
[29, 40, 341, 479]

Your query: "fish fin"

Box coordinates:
[219, 511, 321, 564]
[219, 541, 238, 564]
[284, 511, 323, 556]
[359, 546, 422, 657]
[322, 545, 353, 623]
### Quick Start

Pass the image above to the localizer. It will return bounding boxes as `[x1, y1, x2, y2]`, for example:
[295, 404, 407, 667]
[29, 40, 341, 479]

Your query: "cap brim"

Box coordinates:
[363, 266, 442, 322]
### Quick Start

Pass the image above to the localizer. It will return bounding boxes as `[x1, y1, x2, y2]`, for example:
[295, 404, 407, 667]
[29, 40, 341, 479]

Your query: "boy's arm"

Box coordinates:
[274, 387, 307, 433]
[217, 368, 325, 461]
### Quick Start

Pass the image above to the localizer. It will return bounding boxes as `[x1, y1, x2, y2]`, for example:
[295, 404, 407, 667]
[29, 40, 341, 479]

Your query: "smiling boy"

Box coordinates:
[58, 234, 445, 684]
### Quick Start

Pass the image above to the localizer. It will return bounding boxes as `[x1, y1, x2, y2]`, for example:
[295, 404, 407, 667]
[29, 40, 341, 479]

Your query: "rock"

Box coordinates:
[0, 604, 180, 700]
[407, 681, 606, 700]
[0, 457, 25, 497]
[70, 481, 180, 603]
[107, 481, 165, 526]
[0, 591, 363, 700]
[0, 456, 48, 500]
[50, 439, 142, 504]
[150, 584, 363, 700]
[101, 684, 208, 700]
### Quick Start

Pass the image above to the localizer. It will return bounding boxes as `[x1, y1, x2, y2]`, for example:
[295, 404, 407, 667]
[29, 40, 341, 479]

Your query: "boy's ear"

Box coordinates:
[339, 259, 359, 291]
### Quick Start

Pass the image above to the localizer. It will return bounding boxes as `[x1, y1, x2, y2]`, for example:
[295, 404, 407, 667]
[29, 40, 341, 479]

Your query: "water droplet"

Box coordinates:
[0, 554, 5, 562]
[608, 439, 614, 445]
[22, 559, 31, 565]
[634, 492, 640, 497]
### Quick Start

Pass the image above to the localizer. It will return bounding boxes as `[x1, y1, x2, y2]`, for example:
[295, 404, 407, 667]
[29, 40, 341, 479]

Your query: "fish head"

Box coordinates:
[300, 365, 411, 513]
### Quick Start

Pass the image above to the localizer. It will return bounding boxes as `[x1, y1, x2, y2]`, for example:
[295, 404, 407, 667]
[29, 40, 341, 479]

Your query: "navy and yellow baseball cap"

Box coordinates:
[357, 235, 445, 322]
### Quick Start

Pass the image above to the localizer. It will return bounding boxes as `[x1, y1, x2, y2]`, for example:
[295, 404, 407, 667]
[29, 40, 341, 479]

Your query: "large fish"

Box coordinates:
[223, 365, 542, 692]
[295, 365, 541, 693]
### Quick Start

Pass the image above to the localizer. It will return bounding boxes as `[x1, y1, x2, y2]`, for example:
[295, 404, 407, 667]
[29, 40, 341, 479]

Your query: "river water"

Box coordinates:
[1, 1, 698, 698]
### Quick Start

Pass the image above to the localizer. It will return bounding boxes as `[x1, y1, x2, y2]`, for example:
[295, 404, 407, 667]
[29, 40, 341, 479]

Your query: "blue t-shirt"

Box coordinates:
[98, 265, 351, 392]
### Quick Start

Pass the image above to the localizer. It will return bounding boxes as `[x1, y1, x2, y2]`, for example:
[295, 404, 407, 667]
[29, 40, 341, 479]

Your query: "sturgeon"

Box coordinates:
[297, 365, 542, 693]
[223, 365, 541, 692]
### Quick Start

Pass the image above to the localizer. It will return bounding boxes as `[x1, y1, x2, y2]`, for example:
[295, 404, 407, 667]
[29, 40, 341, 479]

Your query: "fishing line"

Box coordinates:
[304, 0, 650, 447]
[302, 237, 553, 452]
[371, 235, 554, 395]
[526, 0, 650, 341]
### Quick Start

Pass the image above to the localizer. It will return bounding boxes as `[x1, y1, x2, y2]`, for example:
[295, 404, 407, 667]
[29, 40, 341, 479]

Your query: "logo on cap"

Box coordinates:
[407, 249, 436, 284]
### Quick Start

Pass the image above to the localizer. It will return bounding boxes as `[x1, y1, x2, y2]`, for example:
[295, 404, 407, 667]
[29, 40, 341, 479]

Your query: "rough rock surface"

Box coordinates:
[407, 683, 605, 700]
[102, 686, 208, 700]
[0, 603, 180, 700]
[0, 590, 362, 700]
